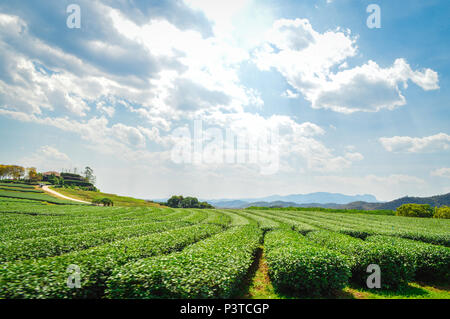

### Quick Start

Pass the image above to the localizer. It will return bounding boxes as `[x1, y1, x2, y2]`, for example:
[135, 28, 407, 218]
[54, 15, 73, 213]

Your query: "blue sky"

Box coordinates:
[0, 0, 449, 201]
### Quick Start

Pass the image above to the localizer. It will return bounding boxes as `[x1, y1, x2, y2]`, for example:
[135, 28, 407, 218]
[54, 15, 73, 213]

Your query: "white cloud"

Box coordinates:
[0, 109, 161, 157]
[96, 101, 115, 117]
[431, 168, 450, 178]
[282, 89, 299, 99]
[0, 10, 260, 129]
[111, 123, 147, 149]
[40, 146, 70, 162]
[253, 18, 439, 113]
[196, 112, 359, 173]
[345, 152, 364, 161]
[380, 133, 450, 153]
[108, 10, 259, 122]
[19, 146, 72, 172]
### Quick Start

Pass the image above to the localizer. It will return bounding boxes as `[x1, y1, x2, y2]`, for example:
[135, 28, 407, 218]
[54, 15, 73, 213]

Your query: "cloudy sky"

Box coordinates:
[0, 0, 449, 201]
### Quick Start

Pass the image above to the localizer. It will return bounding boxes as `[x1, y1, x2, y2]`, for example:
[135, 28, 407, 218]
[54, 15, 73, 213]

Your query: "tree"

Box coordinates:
[10, 165, 25, 180]
[167, 195, 183, 208]
[83, 166, 96, 185]
[199, 201, 214, 209]
[396, 204, 434, 218]
[181, 196, 199, 208]
[0, 164, 24, 180]
[434, 206, 450, 219]
[166, 195, 213, 209]
[27, 167, 42, 182]
[0, 165, 7, 179]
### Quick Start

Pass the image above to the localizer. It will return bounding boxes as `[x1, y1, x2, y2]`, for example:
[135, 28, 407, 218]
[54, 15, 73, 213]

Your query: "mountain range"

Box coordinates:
[209, 193, 450, 210]
[153, 192, 377, 208]
[204, 192, 378, 208]
[152, 192, 450, 210]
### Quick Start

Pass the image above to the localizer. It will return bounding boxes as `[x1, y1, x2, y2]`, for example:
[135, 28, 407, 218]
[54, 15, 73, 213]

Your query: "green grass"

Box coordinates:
[243, 247, 283, 299]
[343, 282, 450, 299]
[53, 187, 161, 207]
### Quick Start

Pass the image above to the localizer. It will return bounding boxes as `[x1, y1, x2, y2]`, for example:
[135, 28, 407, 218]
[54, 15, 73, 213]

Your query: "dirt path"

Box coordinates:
[42, 186, 90, 204]
[245, 247, 278, 298]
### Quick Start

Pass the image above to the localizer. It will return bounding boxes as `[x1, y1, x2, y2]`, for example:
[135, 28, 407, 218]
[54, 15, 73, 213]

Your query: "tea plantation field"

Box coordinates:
[0, 197, 449, 299]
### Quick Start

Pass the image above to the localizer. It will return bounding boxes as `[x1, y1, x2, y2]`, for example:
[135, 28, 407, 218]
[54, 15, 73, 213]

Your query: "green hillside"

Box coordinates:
[52, 187, 161, 207]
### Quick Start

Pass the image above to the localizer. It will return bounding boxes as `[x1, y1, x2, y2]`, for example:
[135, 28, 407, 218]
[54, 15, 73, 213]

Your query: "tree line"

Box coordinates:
[165, 195, 214, 209]
[0, 164, 97, 187]
[0, 165, 41, 182]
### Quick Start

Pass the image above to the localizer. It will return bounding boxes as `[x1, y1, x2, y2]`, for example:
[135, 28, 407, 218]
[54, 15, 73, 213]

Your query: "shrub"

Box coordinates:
[166, 195, 214, 209]
[92, 198, 114, 206]
[265, 229, 351, 295]
[434, 206, 450, 219]
[396, 204, 434, 218]
[366, 235, 450, 283]
[306, 230, 415, 289]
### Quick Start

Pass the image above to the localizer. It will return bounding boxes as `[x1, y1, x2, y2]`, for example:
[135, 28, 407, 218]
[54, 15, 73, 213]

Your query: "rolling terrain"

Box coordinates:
[0, 186, 448, 300]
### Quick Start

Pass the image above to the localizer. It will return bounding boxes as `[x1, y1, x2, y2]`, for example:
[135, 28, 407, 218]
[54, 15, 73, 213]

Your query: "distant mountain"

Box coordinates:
[242, 192, 378, 204]
[153, 192, 449, 210]
[207, 192, 379, 208]
[242, 201, 301, 208]
[207, 200, 249, 209]
[239, 193, 450, 210]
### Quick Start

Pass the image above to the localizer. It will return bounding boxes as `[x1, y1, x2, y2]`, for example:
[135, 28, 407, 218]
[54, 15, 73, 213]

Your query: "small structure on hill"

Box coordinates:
[43, 171, 60, 177]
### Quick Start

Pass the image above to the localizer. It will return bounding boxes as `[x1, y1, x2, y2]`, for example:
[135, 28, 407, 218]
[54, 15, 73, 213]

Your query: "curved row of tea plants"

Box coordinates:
[105, 225, 262, 298]
[0, 220, 194, 262]
[245, 210, 317, 234]
[0, 208, 187, 237]
[305, 230, 416, 289]
[199, 209, 231, 226]
[0, 224, 225, 298]
[216, 210, 258, 226]
[366, 235, 450, 283]
[228, 210, 280, 230]
[262, 210, 450, 246]
[265, 229, 351, 295]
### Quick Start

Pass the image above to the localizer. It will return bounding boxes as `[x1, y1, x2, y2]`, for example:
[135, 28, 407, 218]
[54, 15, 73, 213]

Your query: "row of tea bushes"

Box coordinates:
[306, 230, 416, 289]
[105, 225, 262, 298]
[264, 229, 351, 295]
[0, 224, 224, 298]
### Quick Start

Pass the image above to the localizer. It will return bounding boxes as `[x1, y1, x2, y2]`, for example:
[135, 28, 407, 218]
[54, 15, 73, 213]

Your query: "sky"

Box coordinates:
[0, 0, 449, 201]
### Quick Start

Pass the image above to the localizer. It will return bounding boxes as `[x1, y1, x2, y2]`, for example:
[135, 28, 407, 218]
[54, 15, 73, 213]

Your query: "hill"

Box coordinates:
[53, 187, 162, 207]
[339, 193, 450, 210]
